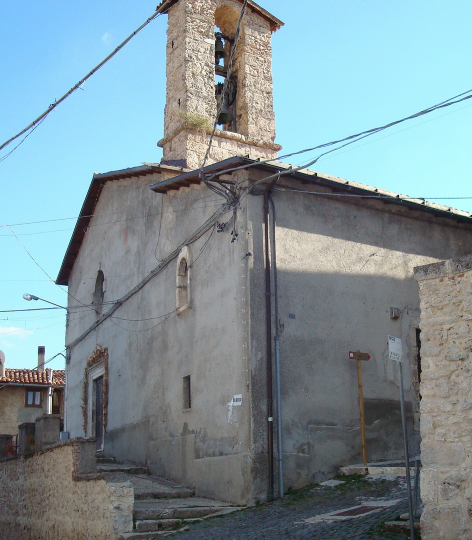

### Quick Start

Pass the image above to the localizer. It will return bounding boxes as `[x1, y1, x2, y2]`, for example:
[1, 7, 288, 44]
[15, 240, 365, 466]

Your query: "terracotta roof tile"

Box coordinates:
[0, 369, 65, 387]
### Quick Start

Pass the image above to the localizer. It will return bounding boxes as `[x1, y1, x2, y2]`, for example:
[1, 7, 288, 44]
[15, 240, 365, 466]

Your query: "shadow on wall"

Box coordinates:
[253, 267, 422, 489]
[273, 188, 472, 260]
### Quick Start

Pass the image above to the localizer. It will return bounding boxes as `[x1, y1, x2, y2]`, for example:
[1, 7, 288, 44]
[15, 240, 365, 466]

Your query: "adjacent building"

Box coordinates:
[0, 348, 65, 453]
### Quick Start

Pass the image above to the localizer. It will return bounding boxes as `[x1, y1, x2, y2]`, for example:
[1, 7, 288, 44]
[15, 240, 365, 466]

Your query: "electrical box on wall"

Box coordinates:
[390, 307, 400, 320]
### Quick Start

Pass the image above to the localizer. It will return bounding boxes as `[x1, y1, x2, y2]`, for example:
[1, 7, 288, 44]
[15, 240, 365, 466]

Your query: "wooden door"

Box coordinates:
[94, 376, 104, 450]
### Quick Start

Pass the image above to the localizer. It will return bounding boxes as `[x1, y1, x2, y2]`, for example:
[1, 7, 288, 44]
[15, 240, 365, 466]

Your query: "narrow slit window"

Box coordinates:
[183, 375, 191, 410]
[93, 270, 105, 314]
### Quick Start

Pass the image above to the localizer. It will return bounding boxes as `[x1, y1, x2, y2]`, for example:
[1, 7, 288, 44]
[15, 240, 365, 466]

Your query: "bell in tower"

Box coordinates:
[157, 0, 283, 170]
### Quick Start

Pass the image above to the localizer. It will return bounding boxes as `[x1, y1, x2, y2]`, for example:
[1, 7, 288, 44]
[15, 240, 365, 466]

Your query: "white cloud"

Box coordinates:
[0, 327, 33, 338]
[102, 32, 112, 46]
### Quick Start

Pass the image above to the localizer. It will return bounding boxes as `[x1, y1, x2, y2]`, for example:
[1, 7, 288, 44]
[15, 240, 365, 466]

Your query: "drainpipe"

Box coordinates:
[46, 368, 53, 415]
[263, 191, 275, 501]
[0, 350, 5, 379]
[269, 192, 284, 498]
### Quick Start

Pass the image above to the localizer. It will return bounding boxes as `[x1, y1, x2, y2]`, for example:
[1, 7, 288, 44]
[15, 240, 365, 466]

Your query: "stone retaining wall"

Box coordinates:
[0, 439, 133, 540]
[415, 255, 472, 540]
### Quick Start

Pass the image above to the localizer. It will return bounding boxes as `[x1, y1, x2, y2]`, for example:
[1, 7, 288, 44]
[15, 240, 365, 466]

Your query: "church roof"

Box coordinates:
[57, 157, 472, 286]
[156, 0, 284, 30]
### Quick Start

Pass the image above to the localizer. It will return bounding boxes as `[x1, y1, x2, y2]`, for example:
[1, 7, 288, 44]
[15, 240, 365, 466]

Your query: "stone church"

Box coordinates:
[57, 0, 472, 505]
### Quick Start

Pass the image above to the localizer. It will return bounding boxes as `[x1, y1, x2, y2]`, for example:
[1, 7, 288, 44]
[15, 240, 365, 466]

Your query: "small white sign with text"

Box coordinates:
[232, 395, 243, 406]
[388, 336, 403, 363]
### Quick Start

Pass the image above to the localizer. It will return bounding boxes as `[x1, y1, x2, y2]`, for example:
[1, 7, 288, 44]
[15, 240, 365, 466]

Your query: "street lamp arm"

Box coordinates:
[23, 293, 67, 310]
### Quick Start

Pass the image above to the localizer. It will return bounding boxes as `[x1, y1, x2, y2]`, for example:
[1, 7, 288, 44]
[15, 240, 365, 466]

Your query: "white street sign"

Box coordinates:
[388, 336, 403, 362]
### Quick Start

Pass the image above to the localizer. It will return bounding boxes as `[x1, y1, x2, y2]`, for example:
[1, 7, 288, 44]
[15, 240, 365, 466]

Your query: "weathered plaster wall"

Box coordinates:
[0, 440, 133, 540]
[247, 179, 472, 495]
[415, 255, 472, 540]
[66, 172, 253, 504]
[0, 386, 46, 436]
[159, 0, 281, 169]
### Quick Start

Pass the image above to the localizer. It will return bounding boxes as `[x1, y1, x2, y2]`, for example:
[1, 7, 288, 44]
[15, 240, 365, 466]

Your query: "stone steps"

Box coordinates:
[97, 462, 150, 476]
[339, 459, 417, 477]
[100, 457, 241, 538]
[384, 518, 421, 533]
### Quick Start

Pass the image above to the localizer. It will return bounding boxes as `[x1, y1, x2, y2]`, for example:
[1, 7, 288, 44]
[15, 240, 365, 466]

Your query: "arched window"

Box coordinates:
[93, 270, 105, 315]
[176, 247, 191, 313]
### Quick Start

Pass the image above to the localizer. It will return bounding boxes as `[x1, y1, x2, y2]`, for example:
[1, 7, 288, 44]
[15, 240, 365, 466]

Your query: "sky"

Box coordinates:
[1, 0, 471, 370]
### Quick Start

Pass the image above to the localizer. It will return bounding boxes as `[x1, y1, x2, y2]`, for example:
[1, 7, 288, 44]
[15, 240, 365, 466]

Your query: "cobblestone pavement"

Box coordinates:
[169, 475, 415, 540]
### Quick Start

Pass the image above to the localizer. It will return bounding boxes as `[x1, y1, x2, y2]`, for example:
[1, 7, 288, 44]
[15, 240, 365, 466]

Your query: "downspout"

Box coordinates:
[263, 190, 274, 501]
[269, 192, 284, 498]
[64, 348, 70, 434]
[46, 369, 53, 415]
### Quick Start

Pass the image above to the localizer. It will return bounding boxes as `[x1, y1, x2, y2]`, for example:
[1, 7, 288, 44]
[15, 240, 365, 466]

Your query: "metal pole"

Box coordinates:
[398, 360, 415, 540]
[263, 191, 274, 501]
[269, 193, 284, 499]
[356, 354, 367, 469]
[275, 336, 284, 498]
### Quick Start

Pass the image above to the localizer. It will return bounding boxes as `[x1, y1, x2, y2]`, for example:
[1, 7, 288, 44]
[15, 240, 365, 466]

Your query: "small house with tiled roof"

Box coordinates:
[0, 348, 65, 442]
[56, 0, 472, 505]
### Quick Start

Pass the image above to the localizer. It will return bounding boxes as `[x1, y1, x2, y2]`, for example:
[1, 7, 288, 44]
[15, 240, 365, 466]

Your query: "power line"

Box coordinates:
[0, 194, 222, 229]
[0, 9, 164, 160]
[109, 309, 177, 333]
[0, 307, 62, 313]
[207, 87, 472, 183]
[273, 186, 472, 202]
[232, 91, 472, 199]
[67, 200, 235, 349]
[0, 202, 223, 237]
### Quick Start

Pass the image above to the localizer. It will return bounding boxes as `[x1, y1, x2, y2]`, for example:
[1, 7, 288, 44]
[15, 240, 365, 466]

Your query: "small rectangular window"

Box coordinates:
[183, 375, 191, 410]
[25, 389, 42, 408]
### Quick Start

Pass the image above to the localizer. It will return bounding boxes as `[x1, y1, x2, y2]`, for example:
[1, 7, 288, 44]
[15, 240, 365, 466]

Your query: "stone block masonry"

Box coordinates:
[158, 0, 282, 169]
[415, 254, 472, 540]
[0, 439, 133, 540]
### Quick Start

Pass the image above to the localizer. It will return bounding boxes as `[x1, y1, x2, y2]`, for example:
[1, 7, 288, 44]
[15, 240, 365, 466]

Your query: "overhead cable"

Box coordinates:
[207, 87, 472, 182]
[200, 0, 248, 199]
[0, 9, 164, 159]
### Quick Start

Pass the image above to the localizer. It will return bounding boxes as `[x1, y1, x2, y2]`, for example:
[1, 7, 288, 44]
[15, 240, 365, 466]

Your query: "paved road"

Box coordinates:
[169, 475, 414, 540]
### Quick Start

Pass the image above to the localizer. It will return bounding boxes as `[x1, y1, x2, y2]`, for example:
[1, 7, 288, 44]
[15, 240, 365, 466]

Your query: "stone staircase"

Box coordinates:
[97, 457, 241, 538]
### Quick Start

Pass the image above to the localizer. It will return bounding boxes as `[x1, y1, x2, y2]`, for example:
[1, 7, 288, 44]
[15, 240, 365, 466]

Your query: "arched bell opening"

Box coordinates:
[214, 5, 243, 134]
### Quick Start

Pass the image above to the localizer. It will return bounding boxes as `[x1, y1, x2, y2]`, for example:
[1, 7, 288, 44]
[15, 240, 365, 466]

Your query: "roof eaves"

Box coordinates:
[151, 157, 472, 224]
[150, 156, 245, 193]
[155, 0, 284, 29]
[56, 163, 178, 286]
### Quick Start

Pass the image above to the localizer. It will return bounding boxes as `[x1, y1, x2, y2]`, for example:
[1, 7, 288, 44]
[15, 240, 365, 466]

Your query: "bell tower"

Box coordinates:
[157, 0, 283, 170]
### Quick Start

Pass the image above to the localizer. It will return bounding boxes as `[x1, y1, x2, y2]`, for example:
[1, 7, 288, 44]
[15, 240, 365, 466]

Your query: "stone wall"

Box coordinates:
[0, 439, 133, 540]
[415, 254, 472, 540]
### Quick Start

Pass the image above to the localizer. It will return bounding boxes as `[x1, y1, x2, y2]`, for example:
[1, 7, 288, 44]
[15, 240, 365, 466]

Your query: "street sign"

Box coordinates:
[388, 336, 403, 362]
[349, 351, 371, 361]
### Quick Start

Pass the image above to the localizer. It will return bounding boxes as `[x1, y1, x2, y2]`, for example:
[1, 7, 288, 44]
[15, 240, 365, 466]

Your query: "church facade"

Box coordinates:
[57, 0, 472, 504]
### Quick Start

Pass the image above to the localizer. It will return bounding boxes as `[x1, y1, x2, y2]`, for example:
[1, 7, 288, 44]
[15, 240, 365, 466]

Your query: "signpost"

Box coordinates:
[349, 350, 370, 469]
[389, 336, 415, 540]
